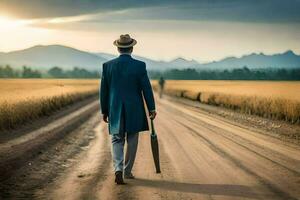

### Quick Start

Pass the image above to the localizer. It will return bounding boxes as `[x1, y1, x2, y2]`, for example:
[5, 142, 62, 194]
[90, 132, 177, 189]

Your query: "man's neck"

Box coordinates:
[120, 53, 132, 56]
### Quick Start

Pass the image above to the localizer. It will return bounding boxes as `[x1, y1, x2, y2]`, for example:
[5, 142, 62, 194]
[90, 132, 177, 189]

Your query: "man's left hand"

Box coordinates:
[103, 114, 109, 123]
[149, 111, 157, 120]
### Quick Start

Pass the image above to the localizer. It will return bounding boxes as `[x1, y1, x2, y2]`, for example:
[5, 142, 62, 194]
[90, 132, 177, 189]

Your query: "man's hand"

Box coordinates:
[149, 110, 157, 120]
[103, 114, 109, 123]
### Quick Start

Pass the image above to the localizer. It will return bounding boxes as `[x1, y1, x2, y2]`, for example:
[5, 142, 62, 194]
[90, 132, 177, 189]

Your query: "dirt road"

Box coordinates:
[1, 96, 300, 200]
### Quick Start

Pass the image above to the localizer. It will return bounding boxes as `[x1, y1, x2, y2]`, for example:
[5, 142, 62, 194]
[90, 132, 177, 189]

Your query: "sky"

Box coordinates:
[0, 0, 300, 62]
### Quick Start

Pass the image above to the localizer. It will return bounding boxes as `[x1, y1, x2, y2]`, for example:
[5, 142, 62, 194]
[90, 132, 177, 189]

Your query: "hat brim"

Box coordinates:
[113, 39, 137, 48]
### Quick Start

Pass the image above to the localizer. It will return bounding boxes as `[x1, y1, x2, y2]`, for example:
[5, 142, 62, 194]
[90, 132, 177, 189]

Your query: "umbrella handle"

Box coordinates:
[150, 119, 156, 136]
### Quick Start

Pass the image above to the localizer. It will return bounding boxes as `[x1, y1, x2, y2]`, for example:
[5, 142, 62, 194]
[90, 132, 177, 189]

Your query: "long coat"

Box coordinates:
[100, 54, 155, 135]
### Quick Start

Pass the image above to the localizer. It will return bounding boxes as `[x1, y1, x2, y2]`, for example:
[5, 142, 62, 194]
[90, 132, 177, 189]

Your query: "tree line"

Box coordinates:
[1, 65, 300, 80]
[0, 65, 99, 78]
[0, 65, 42, 78]
[149, 67, 300, 80]
[47, 66, 99, 78]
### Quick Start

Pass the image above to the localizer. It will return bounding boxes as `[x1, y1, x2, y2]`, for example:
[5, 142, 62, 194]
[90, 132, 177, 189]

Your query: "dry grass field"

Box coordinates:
[0, 79, 99, 131]
[1, 79, 299, 131]
[152, 80, 300, 123]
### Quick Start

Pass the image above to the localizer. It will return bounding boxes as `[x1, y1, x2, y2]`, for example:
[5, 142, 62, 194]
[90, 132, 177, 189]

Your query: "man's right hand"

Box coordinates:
[103, 114, 109, 123]
[149, 111, 157, 120]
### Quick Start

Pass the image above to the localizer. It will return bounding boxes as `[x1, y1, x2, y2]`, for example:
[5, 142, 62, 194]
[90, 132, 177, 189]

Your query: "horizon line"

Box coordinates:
[0, 43, 298, 64]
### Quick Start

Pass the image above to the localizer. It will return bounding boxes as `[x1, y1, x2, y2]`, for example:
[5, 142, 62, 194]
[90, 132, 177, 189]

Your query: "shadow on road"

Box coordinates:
[133, 178, 271, 198]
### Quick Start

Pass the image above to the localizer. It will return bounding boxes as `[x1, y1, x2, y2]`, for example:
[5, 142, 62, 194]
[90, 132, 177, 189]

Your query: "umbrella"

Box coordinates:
[150, 119, 161, 173]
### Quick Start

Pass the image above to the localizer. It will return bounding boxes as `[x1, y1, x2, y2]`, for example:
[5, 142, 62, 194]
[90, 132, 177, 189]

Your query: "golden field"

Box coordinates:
[152, 80, 300, 123]
[0, 79, 99, 131]
[1, 79, 299, 131]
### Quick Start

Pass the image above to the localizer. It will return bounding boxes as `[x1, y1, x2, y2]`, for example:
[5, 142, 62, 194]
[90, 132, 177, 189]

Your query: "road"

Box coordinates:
[1, 96, 300, 200]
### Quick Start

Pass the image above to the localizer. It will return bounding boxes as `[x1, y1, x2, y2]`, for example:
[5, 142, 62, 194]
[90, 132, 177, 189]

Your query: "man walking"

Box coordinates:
[100, 34, 156, 185]
[158, 76, 165, 98]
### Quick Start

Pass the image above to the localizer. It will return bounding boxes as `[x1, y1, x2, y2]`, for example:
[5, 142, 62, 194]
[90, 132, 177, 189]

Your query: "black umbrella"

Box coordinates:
[150, 119, 161, 173]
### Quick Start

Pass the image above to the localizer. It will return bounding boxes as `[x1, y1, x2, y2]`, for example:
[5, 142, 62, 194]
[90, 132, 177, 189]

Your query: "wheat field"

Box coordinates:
[153, 80, 300, 123]
[1, 79, 299, 131]
[0, 79, 99, 131]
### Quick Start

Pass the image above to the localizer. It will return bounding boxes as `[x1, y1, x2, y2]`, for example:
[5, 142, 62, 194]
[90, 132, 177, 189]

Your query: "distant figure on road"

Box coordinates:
[158, 76, 165, 98]
[100, 34, 156, 185]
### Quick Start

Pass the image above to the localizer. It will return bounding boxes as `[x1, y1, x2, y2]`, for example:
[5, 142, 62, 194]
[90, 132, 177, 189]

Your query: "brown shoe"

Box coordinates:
[115, 171, 125, 185]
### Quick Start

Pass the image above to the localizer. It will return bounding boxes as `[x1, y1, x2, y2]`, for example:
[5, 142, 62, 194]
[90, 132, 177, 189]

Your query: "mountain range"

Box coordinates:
[200, 50, 300, 70]
[0, 45, 299, 72]
[0, 45, 106, 72]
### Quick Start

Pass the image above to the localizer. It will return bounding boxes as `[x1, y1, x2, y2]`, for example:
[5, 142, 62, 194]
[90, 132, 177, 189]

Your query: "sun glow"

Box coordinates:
[0, 16, 33, 30]
[47, 15, 91, 24]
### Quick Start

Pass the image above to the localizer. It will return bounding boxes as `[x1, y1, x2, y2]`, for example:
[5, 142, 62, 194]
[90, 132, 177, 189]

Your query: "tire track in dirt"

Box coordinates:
[0, 100, 99, 183]
[176, 119, 296, 200]
[172, 105, 300, 175]
[155, 111, 274, 199]
[0, 104, 101, 199]
[40, 123, 112, 200]
[158, 99, 300, 199]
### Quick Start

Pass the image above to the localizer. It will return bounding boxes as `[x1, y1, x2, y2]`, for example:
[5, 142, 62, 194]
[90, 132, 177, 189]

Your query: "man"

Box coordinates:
[100, 34, 156, 185]
[158, 76, 165, 99]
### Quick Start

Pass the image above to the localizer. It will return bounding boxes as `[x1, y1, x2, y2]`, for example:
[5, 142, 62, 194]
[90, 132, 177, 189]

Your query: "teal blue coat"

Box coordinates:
[100, 54, 155, 135]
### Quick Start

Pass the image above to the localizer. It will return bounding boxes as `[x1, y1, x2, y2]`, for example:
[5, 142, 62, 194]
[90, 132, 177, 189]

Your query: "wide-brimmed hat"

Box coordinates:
[113, 34, 137, 48]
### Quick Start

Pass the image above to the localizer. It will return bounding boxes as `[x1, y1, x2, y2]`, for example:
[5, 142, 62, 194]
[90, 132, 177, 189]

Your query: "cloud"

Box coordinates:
[0, 0, 177, 19]
[1, 0, 300, 23]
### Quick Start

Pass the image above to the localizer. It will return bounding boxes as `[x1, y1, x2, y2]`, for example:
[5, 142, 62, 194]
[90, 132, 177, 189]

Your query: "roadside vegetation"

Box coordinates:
[0, 79, 99, 131]
[153, 80, 300, 124]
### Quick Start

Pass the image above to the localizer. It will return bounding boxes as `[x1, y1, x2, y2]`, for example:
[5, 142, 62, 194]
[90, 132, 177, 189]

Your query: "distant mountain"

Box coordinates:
[1, 45, 299, 72]
[168, 57, 199, 69]
[95, 54, 199, 70]
[0, 45, 106, 71]
[200, 50, 300, 70]
[95, 52, 170, 71]
[133, 55, 169, 71]
[96, 52, 116, 60]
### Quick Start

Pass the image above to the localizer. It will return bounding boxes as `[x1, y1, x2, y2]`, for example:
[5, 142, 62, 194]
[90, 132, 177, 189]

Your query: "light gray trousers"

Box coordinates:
[111, 113, 139, 175]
